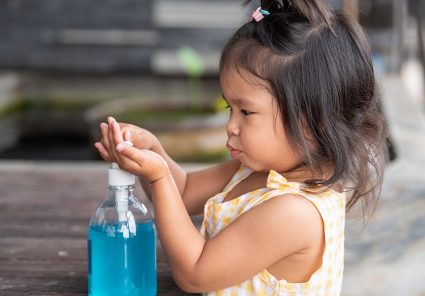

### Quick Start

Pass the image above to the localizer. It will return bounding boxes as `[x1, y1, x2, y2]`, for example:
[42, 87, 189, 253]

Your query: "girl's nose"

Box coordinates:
[226, 114, 240, 136]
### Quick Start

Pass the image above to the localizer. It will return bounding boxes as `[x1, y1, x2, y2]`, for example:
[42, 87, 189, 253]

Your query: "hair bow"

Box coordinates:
[250, 7, 270, 22]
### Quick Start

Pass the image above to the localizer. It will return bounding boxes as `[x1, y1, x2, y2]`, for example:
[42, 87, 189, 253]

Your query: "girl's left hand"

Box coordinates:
[109, 119, 170, 183]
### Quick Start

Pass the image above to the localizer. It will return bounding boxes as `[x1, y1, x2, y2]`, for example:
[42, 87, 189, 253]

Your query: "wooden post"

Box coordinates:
[410, 0, 425, 85]
[343, 0, 359, 20]
[392, 0, 407, 72]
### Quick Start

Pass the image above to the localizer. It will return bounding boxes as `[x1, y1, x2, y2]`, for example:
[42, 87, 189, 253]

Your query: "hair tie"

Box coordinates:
[250, 7, 270, 22]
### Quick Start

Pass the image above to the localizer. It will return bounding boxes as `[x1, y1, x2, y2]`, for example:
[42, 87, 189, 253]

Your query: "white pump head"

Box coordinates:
[108, 162, 135, 223]
[108, 162, 136, 186]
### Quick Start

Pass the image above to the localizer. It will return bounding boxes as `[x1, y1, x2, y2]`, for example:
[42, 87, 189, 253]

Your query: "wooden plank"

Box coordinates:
[0, 165, 189, 295]
[0, 237, 167, 262]
[0, 238, 86, 260]
[0, 264, 186, 294]
[0, 275, 88, 293]
[0, 292, 85, 296]
[0, 292, 86, 296]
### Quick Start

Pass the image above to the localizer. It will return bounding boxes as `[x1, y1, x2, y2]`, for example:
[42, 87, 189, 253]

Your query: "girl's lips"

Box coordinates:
[227, 144, 242, 158]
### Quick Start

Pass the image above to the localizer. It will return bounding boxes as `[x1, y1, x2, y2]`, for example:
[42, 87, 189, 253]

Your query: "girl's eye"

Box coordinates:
[224, 105, 253, 116]
[241, 109, 254, 116]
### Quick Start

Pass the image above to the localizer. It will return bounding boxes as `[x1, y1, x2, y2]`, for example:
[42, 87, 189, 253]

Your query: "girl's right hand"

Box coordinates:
[94, 117, 161, 162]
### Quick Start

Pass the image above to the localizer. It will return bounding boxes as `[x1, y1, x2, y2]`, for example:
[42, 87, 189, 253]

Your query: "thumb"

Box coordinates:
[116, 142, 148, 165]
[115, 142, 169, 183]
[123, 130, 132, 142]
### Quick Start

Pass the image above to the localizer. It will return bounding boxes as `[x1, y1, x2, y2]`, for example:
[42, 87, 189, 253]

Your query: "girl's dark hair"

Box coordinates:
[220, 0, 388, 215]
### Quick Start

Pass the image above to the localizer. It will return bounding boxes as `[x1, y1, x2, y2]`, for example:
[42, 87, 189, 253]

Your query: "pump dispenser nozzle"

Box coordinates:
[108, 162, 136, 222]
[108, 162, 136, 186]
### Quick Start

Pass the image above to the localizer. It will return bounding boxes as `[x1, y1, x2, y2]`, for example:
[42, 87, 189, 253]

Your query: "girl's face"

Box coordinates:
[220, 67, 302, 173]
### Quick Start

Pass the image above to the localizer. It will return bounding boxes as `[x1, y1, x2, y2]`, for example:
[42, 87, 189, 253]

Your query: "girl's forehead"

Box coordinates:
[220, 66, 258, 82]
[221, 67, 273, 101]
[221, 93, 255, 107]
[220, 67, 269, 92]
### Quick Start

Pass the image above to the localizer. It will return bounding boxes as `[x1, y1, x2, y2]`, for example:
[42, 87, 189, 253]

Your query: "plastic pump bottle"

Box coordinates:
[88, 162, 157, 296]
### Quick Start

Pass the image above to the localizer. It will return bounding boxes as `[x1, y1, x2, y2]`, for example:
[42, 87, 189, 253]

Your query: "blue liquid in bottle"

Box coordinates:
[88, 162, 157, 296]
[88, 222, 157, 296]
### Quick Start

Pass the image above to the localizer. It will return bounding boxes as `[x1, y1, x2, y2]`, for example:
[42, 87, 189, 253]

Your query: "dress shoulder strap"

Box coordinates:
[222, 164, 253, 193]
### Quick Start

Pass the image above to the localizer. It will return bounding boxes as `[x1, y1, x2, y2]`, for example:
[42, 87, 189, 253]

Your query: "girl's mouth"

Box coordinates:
[227, 144, 242, 158]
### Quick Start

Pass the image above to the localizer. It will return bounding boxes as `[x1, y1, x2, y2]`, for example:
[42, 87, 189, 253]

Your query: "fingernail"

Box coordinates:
[123, 140, 133, 147]
[116, 143, 125, 152]
[125, 131, 132, 138]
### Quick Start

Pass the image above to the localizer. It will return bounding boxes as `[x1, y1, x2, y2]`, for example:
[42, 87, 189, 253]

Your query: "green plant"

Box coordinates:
[0, 99, 29, 118]
[178, 46, 204, 108]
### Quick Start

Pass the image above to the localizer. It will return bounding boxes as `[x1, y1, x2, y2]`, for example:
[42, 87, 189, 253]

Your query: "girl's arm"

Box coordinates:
[136, 141, 186, 204]
[113, 137, 324, 293]
[154, 184, 324, 292]
[143, 143, 240, 215]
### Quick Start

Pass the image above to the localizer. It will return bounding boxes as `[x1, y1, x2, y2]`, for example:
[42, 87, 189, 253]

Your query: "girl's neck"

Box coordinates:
[280, 164, 344, 192]
[279, 164, 333, 184]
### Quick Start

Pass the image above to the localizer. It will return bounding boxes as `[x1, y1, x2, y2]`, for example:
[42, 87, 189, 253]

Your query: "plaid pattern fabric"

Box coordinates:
[200, 165, 346, 295]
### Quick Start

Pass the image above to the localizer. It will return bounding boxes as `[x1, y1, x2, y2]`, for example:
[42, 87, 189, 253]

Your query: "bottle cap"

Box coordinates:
[108, 162, 136, 186]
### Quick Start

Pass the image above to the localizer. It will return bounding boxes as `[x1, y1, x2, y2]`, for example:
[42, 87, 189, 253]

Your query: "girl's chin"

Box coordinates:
[230, 149, 242, 159]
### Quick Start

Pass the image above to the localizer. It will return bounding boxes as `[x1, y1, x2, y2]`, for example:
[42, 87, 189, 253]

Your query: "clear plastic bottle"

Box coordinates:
[88, 163, 157, 296]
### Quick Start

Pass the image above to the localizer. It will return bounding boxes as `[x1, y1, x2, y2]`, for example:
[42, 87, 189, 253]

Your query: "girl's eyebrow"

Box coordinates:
[222, 94, 255, 106]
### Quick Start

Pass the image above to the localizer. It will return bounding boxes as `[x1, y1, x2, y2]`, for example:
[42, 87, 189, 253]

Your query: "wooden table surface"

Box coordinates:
[0, 162, 196, 295]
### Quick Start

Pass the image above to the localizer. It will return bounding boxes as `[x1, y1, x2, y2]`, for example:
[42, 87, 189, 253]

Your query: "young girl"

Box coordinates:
[94, 0, 387, 294]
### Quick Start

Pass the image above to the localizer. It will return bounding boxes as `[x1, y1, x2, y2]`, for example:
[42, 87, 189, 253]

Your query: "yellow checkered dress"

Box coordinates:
[200, 164, 346, 295]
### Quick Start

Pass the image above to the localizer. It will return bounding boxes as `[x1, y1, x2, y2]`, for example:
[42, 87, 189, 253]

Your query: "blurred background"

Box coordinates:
[0, 0, 420, 162]
[0, 0, 424, 295]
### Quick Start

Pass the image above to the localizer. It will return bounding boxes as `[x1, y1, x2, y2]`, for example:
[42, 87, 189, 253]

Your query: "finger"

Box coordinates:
[112, 119, 125, 146]
[112, 119, 130, 163]
[116, 144, 169, 182]
[100, 122, 111, 153]
[94, 142, 112, 162]
[107, 117, 120, 161]
[123, 140, 133, 147]
[116, 143, 147, 167]
[113, 143, 146, 175]
[100, 122, 115, 161]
